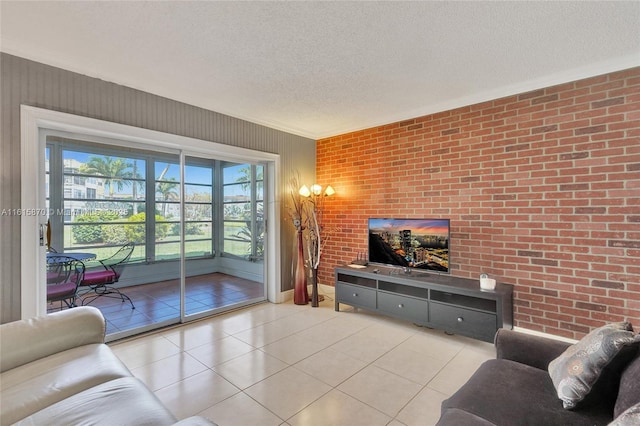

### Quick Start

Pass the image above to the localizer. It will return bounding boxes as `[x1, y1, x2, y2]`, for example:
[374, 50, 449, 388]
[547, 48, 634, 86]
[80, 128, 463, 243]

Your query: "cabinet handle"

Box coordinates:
[398, 304, 404, 308]
[457, 317, 464, 323]
[353, 293, 358, 297]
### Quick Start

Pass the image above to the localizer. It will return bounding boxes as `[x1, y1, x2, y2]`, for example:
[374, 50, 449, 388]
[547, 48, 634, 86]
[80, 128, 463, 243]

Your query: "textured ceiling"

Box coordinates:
[1, 1, 639, 139]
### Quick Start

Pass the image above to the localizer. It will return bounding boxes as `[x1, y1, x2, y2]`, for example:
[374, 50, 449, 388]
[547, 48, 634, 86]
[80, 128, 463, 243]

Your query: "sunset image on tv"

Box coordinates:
[368, 218, 450, 273]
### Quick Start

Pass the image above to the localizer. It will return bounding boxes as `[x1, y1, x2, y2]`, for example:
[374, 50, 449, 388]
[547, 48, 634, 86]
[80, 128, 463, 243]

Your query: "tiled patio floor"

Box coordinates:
[47, 273, 264, 335]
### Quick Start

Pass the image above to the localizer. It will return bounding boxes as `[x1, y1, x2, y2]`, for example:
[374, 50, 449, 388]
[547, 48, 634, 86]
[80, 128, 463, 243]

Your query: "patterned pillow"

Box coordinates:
[609, 402, 640, 426]
[548, 322, 640, 409]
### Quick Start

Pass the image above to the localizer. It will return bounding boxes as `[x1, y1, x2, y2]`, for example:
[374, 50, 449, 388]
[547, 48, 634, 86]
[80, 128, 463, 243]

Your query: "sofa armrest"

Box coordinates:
[0, 306, 106, 372]
[495, 329, 571, 371]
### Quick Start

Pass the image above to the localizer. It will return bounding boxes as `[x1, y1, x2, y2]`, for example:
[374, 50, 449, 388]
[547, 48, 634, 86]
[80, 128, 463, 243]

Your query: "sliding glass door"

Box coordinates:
[183, 156, 266, 317]
[182, 156, 217, 316]
[45, 133, 267, 340]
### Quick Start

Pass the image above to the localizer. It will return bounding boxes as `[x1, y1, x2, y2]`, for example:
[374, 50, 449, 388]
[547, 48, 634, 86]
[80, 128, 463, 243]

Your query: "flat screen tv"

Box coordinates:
[368, 218, 450, 274]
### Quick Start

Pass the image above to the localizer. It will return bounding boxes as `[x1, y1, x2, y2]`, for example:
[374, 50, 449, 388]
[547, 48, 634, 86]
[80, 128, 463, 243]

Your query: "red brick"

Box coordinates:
[316, 67, 640, 334]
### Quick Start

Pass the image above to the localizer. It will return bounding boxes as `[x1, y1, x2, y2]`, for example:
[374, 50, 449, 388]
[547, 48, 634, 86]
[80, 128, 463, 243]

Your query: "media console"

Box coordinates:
[334, 265, 513, 343]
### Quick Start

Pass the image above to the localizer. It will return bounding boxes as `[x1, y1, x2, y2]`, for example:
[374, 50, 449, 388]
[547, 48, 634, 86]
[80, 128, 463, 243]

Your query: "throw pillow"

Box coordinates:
[609, 402, 640, 426]
[548, 322, 640, 409]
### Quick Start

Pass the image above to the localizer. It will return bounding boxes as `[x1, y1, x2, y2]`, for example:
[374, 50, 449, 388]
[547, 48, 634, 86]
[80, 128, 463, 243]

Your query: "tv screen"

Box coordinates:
[368, 218, 450, 273]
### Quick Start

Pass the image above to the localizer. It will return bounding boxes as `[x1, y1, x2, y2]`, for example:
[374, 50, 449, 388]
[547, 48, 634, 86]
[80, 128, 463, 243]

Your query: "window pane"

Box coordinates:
[64, 151, 145, 200]
[61, 175, 146, 201]
[221, 163, 264, 260]
[156, 202, 181, 220]
[185, 184, 211, 201]
[224, 183, 250, 200]
[185, 222, 211, 241]
[63, 221, 143, 247]
[256, 165, 264, 199]
[185, 240, 214, 258]
[185, 164, 212, 185]
[65, 203, 129, 243]
[155, 162, 179, 181]
[184, 160, 213, 261]
[155, 219, 176, 240]
[64, 200, 134, 220]
[155, 181, 180, 200]
[185, 203, 211, 221]
[224, 202, 249, 221]
[223, 164, 250, 184]
[155, 241, 179, 261]
[224, 220, 251, 257]
[155, 160, 181, 244]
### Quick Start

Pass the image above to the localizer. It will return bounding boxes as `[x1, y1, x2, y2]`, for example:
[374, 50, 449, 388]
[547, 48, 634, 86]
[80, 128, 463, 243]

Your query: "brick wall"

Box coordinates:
[316, 67, 640, 340]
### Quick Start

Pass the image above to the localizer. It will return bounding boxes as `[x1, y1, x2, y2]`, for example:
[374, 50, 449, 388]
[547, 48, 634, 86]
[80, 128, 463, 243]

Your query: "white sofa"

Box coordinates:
[0, 306, 214, 425]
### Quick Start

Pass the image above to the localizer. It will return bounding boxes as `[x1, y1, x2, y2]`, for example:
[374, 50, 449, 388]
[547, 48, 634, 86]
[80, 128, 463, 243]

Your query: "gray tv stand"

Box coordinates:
[334, 265, 513, 343]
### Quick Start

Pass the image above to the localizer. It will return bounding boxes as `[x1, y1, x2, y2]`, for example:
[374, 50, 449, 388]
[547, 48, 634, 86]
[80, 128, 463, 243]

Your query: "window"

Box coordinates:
[47, 141, 148, 261]
[46, 137, 264, 264]
[184, 161, 214, 258]
[222, 163, 264, 261]
[153, 160, 181, 261]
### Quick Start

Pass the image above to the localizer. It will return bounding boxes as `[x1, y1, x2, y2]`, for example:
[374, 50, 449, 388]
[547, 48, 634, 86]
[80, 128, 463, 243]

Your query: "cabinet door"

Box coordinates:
[336, 283, 377, 309]
[378, 292, 428, 325]
[429, 302, 497, 342]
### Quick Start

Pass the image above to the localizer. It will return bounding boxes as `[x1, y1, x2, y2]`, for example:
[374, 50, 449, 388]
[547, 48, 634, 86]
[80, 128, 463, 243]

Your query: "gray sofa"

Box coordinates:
[437, 329, 640, 426]
[1, 306, 215, 425]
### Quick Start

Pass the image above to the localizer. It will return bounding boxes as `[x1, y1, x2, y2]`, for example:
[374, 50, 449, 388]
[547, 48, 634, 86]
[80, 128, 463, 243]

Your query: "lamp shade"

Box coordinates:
[324, 185, 335, 197]
[299, 185, 311, 197]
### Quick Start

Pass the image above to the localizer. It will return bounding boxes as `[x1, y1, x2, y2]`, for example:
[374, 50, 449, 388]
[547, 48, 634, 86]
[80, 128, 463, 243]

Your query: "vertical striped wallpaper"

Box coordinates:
[0, 53, 316, 323]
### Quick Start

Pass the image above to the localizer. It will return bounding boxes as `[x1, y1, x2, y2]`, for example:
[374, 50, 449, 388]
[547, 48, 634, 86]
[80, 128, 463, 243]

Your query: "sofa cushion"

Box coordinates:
[441, 359, 613, 426]
[614, 347, 640, 418]
[609, 402, 640, 426]
[14, 377, 177, 426]
[0, 343, 131, 425]
[548, 322, 640, 409]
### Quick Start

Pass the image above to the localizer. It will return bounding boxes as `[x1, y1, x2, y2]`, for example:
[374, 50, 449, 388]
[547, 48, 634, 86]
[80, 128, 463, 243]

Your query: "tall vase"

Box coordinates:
[293, 230, 308, 305]
[311, 267, 319, 307]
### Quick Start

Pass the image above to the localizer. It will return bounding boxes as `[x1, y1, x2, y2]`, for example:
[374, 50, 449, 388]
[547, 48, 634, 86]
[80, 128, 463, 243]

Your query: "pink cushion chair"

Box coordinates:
[79, 242, 135, 309]
[47, 256, 85, 310]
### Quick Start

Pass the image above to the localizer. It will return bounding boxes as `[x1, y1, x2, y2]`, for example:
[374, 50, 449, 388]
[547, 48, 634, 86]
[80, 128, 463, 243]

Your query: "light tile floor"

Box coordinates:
[110, 290, 495, 426]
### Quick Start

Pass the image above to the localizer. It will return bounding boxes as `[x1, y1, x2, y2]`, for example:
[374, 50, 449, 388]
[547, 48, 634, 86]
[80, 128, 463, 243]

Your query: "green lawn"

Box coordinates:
[61, 222, 253, 262]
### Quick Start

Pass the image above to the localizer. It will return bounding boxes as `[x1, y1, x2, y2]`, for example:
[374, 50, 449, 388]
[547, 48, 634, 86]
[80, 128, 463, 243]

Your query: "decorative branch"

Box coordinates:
[288, 172, 304, 231]
[288, 170, 339, 282]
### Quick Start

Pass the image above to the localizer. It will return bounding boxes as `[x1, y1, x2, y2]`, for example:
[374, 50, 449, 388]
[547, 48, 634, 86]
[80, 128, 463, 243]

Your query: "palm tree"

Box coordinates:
[130, 160, 144, 214]
[80, 156, 133, 198]
[154, 164, 180, 217]
[236, 165, 263, 192]
[156, 178, 179, 217]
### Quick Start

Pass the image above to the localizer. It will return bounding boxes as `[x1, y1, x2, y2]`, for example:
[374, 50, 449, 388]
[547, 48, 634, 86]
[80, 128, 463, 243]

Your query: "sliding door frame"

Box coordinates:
[20, 105, 282, 320]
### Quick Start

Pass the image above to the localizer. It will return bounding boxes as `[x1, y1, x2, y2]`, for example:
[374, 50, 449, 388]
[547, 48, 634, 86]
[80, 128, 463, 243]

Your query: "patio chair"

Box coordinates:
[79, 242, 136, 309]
[47, 256, 85, 310]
